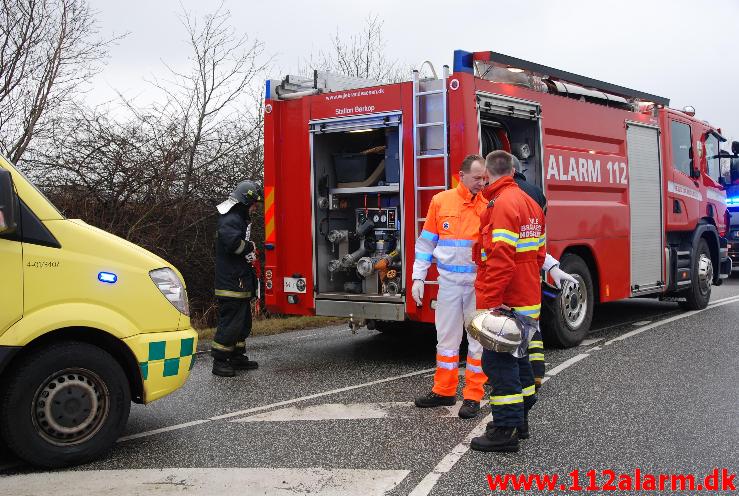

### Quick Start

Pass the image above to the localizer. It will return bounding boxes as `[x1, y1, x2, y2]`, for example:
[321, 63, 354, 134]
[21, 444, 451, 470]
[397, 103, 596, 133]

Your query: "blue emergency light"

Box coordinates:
[726, 196, 739, 206]
[98, 271, 118, 284]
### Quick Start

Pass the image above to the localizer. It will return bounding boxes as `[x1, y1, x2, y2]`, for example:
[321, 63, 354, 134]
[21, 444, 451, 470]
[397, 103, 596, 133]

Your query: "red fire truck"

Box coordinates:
[262, 50, 733, 347]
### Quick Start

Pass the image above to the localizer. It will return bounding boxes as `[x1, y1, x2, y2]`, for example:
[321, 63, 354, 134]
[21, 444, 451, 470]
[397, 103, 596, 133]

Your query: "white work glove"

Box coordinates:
[549, 265, 577, 288]
[411, 279, 424, 307]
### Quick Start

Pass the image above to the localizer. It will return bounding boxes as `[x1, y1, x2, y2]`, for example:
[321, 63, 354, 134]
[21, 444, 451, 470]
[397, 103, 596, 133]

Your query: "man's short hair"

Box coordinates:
[460, 154, 484, 173]
[485, 150, 515, 176]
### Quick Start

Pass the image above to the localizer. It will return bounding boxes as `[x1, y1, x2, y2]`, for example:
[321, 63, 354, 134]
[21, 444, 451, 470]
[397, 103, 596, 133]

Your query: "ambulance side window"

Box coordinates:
[670, 121, 692, 177]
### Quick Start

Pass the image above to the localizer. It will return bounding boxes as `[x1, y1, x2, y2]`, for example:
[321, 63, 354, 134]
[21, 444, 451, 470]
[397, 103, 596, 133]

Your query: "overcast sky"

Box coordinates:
[90, 0, 739, 140]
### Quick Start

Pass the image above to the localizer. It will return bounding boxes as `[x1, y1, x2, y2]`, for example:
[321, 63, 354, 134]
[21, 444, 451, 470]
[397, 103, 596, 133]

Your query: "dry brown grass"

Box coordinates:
[197, 315, 346, 341]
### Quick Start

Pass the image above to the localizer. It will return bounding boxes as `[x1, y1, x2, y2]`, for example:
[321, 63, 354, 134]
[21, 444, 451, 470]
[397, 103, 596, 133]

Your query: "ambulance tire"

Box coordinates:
[0, 341, 130, 468]
[541, 254, 594, 348]
[679, 239, 712, 311]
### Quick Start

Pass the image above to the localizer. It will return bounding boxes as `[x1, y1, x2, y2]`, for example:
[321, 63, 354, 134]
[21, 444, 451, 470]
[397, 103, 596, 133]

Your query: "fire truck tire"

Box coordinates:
[541, 254, 594, 348]
[679, 238, 712, 310]
[0, 341, 130, 468]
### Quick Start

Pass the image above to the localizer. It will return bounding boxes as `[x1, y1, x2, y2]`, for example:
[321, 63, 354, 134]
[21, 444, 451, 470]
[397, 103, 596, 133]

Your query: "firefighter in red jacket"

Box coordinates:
[471, 150, 546, 453]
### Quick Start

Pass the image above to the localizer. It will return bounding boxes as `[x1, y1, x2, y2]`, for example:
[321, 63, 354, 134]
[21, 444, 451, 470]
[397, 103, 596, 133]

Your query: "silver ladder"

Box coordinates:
[412, 64, 450, 240]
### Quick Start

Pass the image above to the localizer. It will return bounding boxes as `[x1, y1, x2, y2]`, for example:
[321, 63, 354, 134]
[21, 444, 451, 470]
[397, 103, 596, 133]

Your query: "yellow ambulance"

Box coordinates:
[0, 156, 197, 467]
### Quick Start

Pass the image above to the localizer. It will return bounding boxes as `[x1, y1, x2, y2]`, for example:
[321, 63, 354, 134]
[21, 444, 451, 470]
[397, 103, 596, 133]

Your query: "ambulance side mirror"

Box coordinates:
[0, 169, 18, 235]
[732, 141, 739, 156]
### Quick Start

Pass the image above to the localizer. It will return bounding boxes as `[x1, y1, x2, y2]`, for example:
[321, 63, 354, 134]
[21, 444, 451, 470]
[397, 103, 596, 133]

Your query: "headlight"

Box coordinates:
[149, 268, 189, 315]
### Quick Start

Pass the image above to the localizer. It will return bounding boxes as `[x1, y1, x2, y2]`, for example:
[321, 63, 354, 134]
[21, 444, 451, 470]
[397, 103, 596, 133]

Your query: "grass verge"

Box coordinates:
[197, 315, 346, 341]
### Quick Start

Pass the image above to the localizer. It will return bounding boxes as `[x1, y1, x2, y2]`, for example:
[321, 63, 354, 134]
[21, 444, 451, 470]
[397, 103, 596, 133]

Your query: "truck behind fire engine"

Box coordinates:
[263, 50, 733, 347]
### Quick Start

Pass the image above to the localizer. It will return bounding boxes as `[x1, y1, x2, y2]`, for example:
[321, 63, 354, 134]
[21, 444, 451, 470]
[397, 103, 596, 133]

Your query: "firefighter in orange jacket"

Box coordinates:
[471, 150, 546, 453]
[411, 154, 489, 419]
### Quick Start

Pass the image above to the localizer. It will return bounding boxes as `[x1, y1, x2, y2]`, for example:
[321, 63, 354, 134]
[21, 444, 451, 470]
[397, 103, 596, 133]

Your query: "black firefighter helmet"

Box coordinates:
[217, 180, 263, 214]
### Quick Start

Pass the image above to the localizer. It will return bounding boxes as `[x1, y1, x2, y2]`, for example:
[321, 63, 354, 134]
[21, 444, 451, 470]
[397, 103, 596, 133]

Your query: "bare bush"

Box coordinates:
[302, 14, 408, 83]
[27, 4, 268, 326]
[0, 0, 114, 163]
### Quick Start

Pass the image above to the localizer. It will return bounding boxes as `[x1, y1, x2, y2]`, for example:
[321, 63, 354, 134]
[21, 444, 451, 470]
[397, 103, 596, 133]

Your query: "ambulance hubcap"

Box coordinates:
[33, 368, 109, 446]
[562, 275, 587, 329]
[697, 254, 713, 295]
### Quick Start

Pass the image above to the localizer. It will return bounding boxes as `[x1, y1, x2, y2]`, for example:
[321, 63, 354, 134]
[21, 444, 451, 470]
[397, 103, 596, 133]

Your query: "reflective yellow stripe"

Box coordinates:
[516, 245, 540, 252]
[211, 341, 234, 352]
[492, 229, 519, 248]
[522, 385, 536, 397]
[529, 353, 545, 361]
[538, 234, 546, 247]
[215, 289, 252, 298]
[493, 229, 519, 239]
[513, 304, 541, 319]
[489, 393, 524, 405]
[528, 340, 543, 348]
[492, 236, 518, 247]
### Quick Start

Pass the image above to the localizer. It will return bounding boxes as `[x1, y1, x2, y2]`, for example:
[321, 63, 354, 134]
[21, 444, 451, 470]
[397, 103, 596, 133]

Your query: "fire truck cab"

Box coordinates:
[263, 50, 732, 347]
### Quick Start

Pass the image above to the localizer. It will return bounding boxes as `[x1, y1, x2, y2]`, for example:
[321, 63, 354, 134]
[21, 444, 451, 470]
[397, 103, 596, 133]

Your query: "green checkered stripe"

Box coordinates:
[139, 337, 195, 380]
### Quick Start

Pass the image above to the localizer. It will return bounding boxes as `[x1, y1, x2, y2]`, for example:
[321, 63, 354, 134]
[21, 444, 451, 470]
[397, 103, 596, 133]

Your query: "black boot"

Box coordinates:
[487, 416, 529, 439]
[471, 426, 519, 452]
[212, 359, 235, 377]
[458, 399, 481, 419]
[414, 391, 456, 408]
[231, 353, 259, 370]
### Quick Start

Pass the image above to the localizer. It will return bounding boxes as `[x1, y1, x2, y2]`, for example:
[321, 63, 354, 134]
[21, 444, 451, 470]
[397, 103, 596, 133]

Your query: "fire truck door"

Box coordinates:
[626, 122, 664, 293]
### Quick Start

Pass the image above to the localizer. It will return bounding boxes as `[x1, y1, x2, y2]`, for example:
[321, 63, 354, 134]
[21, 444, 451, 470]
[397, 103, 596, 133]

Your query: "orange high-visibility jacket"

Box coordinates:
[412, 182, 488, 285]
[474, 176, 546, 318]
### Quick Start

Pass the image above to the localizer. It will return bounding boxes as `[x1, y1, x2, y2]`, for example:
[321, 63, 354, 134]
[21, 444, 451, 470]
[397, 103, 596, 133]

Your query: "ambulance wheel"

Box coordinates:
[679, 239, 712, 311]
[541, 254, 594, 348]
[0, 341, 130, 468]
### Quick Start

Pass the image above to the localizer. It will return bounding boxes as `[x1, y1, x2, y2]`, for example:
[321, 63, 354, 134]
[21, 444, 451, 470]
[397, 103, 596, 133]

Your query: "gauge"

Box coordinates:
[381, 215, 387, 223]
[373, 214, 380, 223]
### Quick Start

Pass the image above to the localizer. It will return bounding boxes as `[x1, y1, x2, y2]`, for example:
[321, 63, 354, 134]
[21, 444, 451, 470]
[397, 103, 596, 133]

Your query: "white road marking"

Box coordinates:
[233, 402, 414, 422]
[0, 467, 410, 496]
[408, 417, 489, 496]
[545, 353, 590, 376]
[579, 337, 604, 346]
[632, 320, 652, 326]
[708, 294, 739, 305]
[232, 401, 475, 423]
[118, 367, 435, 442]
[603, 296, 739, 347]
[110, 294, 739, 496]
[408, 298, 739, 496]
[590, 346, 603, 351]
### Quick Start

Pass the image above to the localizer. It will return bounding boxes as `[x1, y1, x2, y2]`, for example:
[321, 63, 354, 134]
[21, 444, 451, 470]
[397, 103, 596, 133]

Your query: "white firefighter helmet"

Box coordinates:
[466, 310, 522, 353]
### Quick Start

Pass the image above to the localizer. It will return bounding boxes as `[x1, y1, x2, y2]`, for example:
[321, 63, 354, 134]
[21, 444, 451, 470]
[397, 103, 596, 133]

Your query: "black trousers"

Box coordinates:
[211, 297, 253, 361]
[482, 349, 537, 427]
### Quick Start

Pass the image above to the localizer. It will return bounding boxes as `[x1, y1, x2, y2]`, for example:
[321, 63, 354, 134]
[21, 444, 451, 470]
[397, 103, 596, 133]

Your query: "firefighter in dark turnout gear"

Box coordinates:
[211, 180, 263, 377]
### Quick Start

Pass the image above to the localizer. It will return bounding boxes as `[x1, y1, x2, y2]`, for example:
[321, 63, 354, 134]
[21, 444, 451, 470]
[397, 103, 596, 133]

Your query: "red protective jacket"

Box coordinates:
[474, 176, 546, 319]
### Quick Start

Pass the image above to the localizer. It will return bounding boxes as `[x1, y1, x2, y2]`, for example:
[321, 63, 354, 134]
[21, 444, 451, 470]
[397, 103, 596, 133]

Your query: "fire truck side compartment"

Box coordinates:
[310, 115, 405, 318]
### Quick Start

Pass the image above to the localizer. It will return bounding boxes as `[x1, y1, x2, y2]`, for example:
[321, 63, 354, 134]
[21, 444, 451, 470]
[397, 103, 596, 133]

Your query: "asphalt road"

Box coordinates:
[1, 279, 738, 495]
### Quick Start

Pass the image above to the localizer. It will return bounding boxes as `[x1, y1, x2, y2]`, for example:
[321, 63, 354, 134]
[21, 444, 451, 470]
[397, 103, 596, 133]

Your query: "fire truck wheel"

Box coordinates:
[0, 341, 130, 468]
[679, 238, 712, 310]
[541, 254, 594, 348]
